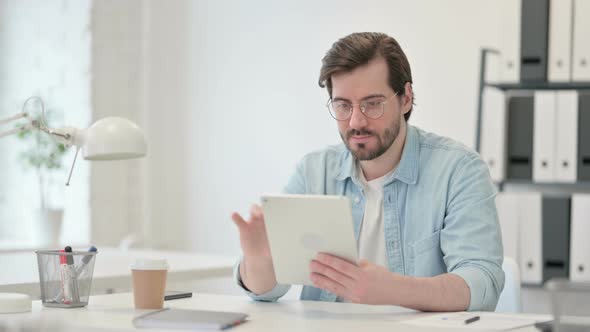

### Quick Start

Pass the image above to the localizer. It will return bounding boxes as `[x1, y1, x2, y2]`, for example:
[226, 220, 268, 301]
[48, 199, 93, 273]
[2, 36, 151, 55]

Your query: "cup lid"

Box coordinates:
[130, 258, 168, 270]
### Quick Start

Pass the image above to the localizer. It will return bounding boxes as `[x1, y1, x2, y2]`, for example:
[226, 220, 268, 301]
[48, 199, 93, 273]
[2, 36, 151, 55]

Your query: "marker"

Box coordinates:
[52, 246, 97, 303]
[76, 246, 98, 276]
[59, 249, 72, 304]
[464, 316, 480, 325]
[65, 246, 80, 303]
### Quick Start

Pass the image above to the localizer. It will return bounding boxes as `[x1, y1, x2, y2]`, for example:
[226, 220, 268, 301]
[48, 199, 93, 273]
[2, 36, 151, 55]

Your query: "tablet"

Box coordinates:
[261, 194, 358, 286]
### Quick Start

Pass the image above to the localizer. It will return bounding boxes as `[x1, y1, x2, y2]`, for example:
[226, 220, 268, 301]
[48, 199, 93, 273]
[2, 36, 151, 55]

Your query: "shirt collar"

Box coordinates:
[335, 125, 419, 185]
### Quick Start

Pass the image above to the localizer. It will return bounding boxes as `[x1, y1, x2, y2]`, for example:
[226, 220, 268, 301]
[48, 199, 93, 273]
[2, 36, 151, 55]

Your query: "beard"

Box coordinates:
[340, 117, 400, 161]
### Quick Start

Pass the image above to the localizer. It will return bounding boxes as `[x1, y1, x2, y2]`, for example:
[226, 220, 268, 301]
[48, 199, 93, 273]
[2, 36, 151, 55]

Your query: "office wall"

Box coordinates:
[91, 0, 505, 254]
[90, 1, 147, 247]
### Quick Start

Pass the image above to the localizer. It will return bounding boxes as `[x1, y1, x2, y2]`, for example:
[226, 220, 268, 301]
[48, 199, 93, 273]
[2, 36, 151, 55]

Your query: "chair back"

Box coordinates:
[496, 256, 522, 313]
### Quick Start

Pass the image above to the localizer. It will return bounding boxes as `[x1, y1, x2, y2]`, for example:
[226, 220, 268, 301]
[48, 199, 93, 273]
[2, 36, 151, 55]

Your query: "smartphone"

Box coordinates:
[164, 291, 193, 301]
[534, 321, 552, 332]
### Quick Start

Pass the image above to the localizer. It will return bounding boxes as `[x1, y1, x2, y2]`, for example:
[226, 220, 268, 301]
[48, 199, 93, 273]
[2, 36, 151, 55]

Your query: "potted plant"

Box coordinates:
[16, 111, 68, 247]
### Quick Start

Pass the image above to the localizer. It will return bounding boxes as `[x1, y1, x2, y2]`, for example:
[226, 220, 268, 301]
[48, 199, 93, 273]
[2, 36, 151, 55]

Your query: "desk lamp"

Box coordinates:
[0, 96, 147, 184]
[0, 97, 148, 313]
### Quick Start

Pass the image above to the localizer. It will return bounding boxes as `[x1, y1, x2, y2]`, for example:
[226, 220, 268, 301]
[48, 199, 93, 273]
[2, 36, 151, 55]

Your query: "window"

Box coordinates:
[0, 0, 92, 248]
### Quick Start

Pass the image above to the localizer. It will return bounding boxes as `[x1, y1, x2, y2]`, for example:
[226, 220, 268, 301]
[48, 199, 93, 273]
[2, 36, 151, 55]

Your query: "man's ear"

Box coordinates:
[402, 82, 413, 115]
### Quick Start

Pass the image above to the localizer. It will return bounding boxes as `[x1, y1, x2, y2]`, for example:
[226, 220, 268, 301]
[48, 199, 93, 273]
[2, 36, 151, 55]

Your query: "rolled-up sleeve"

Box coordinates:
[233, 257, 291, 302]
[443, 154, 505, 311]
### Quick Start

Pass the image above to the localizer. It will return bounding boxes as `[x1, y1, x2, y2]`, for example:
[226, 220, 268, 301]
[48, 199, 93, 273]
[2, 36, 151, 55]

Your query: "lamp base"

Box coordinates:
[0, 293, 31, 313]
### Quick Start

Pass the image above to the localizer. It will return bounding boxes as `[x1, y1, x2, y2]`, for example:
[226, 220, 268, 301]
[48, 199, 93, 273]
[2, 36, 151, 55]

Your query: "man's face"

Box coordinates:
[331, 58, 409, 161]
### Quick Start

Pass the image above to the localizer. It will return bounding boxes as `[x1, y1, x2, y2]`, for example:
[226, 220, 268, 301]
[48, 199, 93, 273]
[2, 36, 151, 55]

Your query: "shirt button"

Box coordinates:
[354, 196, 361, 204]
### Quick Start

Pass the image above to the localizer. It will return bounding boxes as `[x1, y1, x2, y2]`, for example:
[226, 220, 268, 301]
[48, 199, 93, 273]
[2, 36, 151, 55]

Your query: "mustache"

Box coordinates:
[346, 128, 375, 139]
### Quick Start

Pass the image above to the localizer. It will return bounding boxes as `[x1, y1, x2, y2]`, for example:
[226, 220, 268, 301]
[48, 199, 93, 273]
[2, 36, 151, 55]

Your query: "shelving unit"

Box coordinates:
[475, 48, 590, 156]
[475, 46, 590, 285]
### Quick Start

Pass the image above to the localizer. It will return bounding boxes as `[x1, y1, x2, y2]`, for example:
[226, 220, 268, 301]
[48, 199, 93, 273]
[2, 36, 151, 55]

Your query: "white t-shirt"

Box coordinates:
[356, 164, 395, 268]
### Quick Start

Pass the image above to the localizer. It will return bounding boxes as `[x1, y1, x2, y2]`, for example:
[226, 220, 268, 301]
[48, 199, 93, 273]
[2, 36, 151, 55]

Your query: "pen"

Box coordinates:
[76, 246, 98, 276]
[464, 315, 480, 324]
[52, 246, 97, 303]
[65, 246, 81, 303]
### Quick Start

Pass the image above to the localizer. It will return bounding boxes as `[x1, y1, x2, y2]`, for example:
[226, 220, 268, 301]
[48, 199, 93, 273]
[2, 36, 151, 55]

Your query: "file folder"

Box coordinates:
[555, 91, 579, 182]
[548, 0, 574, 82]
[570, 194, 590, 281]
[541, 196, 571, 282]
[484, 51, 502, 85]
[520, 194, 571, 285]
[520, 0, 550, 82]
[519, 193, 543, 284]
[578, 92, 590, 180]
[507, 94, 534, 180]
[572, 0, 590, 81]
[480, 87, 508, 182]
[496, 192, 521, 262]
[533, 91, 557, 182]
[498, 0, 521, 83]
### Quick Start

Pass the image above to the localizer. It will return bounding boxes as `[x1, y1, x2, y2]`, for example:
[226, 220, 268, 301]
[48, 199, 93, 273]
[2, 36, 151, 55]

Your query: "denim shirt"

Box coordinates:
[234, 125, 505, 311]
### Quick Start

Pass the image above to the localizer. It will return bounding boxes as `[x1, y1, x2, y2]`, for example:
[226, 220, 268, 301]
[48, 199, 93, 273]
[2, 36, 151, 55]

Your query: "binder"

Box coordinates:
[570, 194, 590, 281]
[519, 193, 543, 284]
[533, 91, 557, 182]
[496, 192, 521, 262]
[485, 51, 502, 85]
[548, 0, 574, 82]
[519, 194, 571, 285]
[507, 94, 534, 180]
[498, 0, 521, 83]
[541, 196, 571, 281]
[480, 87, 508, 182]
[572, 0, 590, 81]
[578, 92, 590, 180]
[555, 91, 579, 182]
[520, 0, 550, 82]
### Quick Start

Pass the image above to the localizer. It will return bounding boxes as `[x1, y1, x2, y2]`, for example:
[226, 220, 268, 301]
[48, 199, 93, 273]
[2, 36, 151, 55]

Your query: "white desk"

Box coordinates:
[1, 292, 551, 332]
[0, 248, 235, 297]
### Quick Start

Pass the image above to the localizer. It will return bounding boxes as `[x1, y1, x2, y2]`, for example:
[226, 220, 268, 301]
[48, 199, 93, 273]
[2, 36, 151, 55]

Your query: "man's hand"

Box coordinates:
[231, 205, 277, 294]
[232, 205, 272, 258]
[310, 253, 395, 304]
[310, 253, 471, 311]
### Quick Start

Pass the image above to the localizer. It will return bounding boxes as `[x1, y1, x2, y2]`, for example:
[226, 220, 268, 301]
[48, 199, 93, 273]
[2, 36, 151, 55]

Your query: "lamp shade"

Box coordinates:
[82, 117, 147, 161]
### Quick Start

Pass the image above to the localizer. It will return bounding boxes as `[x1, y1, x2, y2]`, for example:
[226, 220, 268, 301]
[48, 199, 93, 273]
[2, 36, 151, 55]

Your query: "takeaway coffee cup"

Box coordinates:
[130, 258, 168, 309]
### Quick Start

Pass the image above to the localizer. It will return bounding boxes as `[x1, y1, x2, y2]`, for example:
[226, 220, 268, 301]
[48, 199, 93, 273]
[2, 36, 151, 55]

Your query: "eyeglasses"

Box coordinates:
[326, 92, 399, 121]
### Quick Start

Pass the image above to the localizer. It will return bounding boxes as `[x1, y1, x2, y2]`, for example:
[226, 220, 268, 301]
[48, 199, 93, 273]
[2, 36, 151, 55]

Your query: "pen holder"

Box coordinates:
[35, 250, 98, 308]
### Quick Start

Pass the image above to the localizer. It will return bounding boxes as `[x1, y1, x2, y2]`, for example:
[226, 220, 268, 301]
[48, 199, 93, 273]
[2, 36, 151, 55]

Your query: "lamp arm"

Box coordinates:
[0, 124, 31, 138]
[1, 97, 91, 186]
[44, 126, 85, 186]
[32, 126, 83, 149]
[0, 112, 31, 138]
[0, 112, 28, 125]
[1, 110, 84, 185]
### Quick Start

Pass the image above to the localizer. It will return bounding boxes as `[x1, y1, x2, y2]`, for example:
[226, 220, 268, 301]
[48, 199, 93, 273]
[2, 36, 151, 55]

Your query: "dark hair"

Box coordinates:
[318, 32, 414, 121]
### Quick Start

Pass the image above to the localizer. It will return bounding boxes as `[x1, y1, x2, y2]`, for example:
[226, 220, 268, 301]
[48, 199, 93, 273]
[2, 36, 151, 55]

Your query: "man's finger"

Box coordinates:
[231, 212, 247, 228]
[250, 204, 264, 220]
[316, 253, 360, 280]
[310, 272, 357, 302]
[310, 260, 355, 289]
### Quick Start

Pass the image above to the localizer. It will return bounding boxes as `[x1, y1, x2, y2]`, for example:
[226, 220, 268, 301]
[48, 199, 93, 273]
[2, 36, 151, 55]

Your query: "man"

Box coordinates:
[231, 32, 504, 312]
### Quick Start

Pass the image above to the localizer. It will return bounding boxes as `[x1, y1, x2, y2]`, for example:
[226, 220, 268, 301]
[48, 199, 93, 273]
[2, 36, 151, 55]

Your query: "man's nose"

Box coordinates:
[348, 105, 367, 130]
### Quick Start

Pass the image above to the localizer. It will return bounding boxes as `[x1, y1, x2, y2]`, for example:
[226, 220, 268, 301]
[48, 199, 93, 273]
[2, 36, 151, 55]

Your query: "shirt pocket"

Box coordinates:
[409, 230, 446, 276]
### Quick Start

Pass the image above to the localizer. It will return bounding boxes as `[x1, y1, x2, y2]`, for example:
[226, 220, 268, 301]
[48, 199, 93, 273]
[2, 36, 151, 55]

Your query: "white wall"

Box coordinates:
[92, 0, 505, 255]
[90, 0, 146, 247]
